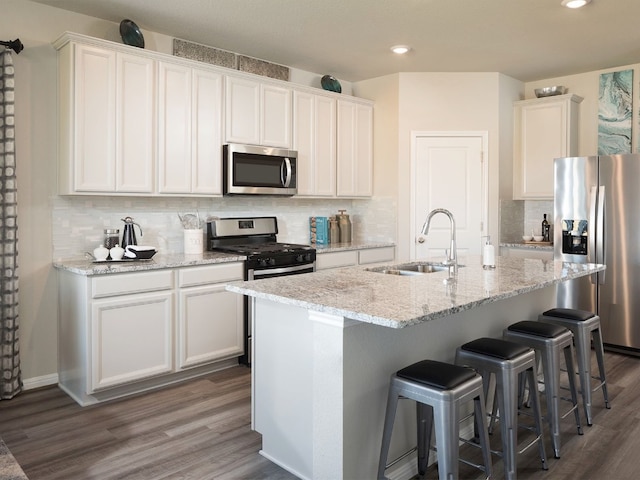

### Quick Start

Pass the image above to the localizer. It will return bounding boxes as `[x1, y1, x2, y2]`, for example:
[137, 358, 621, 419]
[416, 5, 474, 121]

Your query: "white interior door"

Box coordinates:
[411, 133, 487, 261]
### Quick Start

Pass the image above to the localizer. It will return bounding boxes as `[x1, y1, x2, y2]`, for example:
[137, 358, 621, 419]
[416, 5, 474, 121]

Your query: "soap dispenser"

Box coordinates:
[482, 235, 496, 269]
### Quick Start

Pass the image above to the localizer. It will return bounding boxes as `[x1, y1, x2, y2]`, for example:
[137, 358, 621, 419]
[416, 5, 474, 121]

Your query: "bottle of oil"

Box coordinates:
[542, 214, 550, 242]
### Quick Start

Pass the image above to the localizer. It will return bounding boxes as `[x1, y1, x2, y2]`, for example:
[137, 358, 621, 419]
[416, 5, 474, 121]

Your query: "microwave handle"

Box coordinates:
[281, 158, 292, 187]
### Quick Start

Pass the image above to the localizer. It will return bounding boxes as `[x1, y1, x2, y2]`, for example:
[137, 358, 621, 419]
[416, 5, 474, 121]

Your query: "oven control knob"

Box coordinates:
[295, 254, 304, 263]
[268, 258, 276, 266]
[258, 259, 267, 267]
[304, 253, 312, 262]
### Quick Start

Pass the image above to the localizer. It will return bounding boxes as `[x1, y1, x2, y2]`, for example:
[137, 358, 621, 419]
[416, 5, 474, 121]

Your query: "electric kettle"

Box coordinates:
[121, 216, 143, 248]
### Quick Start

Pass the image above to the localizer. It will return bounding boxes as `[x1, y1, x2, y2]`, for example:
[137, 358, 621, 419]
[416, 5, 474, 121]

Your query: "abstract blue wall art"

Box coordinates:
[598, 69, 633, 154]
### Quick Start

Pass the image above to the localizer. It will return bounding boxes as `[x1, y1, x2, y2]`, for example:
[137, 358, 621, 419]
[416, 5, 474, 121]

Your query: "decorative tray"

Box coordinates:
[92, 258, 154, 263]
[522, 241, 553, 246]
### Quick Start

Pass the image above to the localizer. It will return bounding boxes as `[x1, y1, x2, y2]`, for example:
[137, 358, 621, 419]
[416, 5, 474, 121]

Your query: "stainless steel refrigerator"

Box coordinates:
[555, 154, 640, 355]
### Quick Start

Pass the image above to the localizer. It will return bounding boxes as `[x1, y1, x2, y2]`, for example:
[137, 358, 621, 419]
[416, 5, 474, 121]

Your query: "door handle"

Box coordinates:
[417, 236, 425, 244]
[281, 158, 292, 187]
[597, 185, 605, 284]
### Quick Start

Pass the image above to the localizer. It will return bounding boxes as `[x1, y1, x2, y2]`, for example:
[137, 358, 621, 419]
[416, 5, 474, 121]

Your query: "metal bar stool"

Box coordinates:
[503, 320, 583, 458]
[456, 337, 547, 480]
[377, 359, 492, 480]
[539, 308, 611, 425]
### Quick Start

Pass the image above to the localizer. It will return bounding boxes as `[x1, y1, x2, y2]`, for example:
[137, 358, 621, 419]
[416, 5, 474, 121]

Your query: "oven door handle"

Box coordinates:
[249, 263, 314, 278]
[281, 158, 292, 187]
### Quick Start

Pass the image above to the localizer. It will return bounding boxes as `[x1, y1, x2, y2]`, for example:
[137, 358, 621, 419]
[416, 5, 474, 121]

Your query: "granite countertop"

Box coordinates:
[53, 243, 394, 275]
[313, 241, 395, 253]
[226, 256, 604, 329]
[53, 252, 246, 275]
[501, 242, 554, 251]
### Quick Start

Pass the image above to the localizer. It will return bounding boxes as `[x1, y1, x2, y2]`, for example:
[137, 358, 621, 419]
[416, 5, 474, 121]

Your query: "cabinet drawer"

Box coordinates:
[358, 247, 395, 265]
[316, 250, 358, 270]
[92, 270, 174, 298]
[178, 263, 244, 287]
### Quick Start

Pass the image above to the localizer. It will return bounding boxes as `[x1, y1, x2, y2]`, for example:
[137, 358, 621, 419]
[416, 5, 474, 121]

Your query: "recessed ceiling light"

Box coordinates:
[391, 45, 410, 55]
[561, 0, 591, 8]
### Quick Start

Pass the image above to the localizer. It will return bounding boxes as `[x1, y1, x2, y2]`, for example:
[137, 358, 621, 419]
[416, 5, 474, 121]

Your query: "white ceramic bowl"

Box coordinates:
[533, 235, 545, 242]
[522, 235, 533, 242]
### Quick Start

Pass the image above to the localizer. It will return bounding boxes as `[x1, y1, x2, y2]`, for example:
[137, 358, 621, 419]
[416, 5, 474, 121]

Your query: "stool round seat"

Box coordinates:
[504, 320, 583, 458]
[377, 359, 492, 480]
[456, 337, 547, 480]
[539, 308, 611, 425]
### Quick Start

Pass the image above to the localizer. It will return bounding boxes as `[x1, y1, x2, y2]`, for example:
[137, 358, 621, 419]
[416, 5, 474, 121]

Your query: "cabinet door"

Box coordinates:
[261, 84, 291, 148]
[158, 61, 192, 193]
[294, 91, 336, 197]
[116, 52, 155, 193]
[177, 284, 243, 369]
[293, 91, 315, 195]
[91, 291, 173, 391]
[513, 94, 581, 199]
[73, 44, 116, 192]
[225, 76, 260, 145]
[192, 69, 223, 194]
[337, 100, 373, 197]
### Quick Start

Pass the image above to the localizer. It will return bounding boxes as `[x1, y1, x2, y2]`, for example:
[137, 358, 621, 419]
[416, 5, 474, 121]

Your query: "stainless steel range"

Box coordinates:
[207, 216, 316, 365]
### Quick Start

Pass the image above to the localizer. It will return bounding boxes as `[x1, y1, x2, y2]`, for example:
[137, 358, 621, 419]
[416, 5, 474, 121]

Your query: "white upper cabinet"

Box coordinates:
[225, 75, 292, 148]
[513, 93, 582, 199]
[58, 42, 155, 194]
[337, 99, 373, 197]
[158, 62, 223, 194]
[293, 91, 336, 197]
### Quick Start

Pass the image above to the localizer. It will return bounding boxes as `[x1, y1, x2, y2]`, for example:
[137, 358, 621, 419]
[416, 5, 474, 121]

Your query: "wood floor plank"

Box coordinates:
[1, 353, 639, 479]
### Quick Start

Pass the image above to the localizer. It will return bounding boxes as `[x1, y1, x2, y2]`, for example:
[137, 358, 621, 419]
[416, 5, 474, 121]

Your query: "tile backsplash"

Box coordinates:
[500, 199, 553, 242]
[52, 195, 396, 260]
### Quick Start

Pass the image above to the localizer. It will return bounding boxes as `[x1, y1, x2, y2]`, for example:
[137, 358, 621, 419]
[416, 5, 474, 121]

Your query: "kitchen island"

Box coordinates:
[226, 256, 604, 480]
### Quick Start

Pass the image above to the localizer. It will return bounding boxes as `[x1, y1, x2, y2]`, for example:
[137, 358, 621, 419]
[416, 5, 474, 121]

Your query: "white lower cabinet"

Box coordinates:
[57, 262, 244, 406]
[316, 246, 395, 270]
[177, 264, 244, 369]
[91, 291, 173, 391]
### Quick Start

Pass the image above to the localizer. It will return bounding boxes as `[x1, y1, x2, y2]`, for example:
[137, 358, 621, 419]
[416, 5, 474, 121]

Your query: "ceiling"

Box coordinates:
[30, 0, 640, 83]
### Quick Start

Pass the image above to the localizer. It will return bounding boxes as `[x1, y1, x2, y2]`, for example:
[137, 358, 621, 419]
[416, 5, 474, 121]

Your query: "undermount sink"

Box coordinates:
[367, 262, 462, 276]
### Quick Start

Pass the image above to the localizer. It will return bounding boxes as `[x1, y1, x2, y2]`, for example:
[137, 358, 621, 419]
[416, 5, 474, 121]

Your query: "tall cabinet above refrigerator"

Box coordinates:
[555, 154, 640, 355]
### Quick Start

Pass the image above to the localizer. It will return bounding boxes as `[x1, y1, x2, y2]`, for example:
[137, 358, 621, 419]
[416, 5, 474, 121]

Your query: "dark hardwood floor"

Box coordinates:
[0, 351, 639, 479]
[0, 366, 296, 479]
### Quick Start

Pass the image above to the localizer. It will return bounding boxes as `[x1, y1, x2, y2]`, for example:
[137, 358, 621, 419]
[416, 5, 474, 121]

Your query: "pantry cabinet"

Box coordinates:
[157, 62, 223, 194]
[57, 261, 244, 406]
[513, 94, 582, 199]
[58, 42, 155, 194]
[337, 99, 373, 197]
[225, 75, 292, 148]
[293, 90, 336, 196]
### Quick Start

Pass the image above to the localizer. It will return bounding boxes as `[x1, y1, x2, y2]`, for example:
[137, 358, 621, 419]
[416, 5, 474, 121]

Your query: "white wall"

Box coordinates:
[354, 72, 523, 261]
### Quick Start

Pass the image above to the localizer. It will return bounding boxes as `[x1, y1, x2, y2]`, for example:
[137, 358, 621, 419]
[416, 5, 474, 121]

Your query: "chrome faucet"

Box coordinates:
[420, 208, 457, 272]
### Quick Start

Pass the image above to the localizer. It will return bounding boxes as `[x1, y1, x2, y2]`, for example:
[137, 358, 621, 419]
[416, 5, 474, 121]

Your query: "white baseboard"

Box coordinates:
[22, 373, 59, 391]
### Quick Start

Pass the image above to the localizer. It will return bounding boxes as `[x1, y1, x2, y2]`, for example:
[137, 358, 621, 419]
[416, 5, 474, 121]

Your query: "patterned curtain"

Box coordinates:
[0, 48, 22, 399]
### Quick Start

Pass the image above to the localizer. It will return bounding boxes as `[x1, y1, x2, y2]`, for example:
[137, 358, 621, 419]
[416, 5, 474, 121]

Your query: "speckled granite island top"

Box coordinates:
[227, 256, 604, 329]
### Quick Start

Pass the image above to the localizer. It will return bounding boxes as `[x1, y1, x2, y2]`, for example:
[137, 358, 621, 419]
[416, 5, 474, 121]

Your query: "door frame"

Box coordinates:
[409, 131, 489, 260]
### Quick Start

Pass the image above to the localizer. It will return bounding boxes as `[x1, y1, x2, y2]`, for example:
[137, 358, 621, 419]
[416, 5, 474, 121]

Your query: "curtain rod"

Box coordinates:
[0, 39, 24, 54]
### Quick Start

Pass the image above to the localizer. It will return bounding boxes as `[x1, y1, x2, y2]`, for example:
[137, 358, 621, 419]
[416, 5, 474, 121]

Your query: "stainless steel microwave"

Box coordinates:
[223, 144, 298, 196]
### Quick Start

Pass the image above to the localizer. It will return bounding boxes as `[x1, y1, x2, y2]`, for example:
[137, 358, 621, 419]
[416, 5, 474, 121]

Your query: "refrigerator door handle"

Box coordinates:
[597, 185, 605, 284]
[589, 185, 598, 285]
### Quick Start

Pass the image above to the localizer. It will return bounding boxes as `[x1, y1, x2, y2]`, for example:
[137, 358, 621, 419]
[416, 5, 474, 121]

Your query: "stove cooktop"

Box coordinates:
[213, 242, 314, 256]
